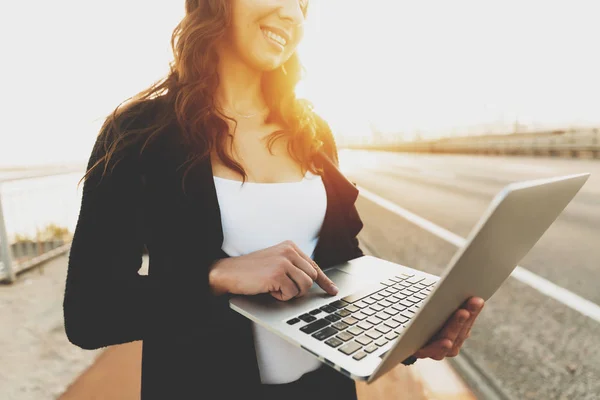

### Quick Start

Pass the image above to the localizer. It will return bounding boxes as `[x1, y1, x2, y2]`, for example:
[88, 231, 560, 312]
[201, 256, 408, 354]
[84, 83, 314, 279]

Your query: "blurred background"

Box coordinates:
[1, 0, 598, 399]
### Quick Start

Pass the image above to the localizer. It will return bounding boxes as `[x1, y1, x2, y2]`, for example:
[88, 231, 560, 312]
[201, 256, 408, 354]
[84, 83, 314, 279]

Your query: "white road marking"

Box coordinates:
[357, 185, 600, 324]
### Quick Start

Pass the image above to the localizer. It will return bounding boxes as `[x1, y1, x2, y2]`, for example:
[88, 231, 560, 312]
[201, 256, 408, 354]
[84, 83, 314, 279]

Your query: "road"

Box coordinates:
[341, 150, 600, 399]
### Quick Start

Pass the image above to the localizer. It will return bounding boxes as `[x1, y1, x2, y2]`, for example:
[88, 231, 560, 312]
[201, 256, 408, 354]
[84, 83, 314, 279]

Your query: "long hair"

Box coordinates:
[84, 0, 326, 189]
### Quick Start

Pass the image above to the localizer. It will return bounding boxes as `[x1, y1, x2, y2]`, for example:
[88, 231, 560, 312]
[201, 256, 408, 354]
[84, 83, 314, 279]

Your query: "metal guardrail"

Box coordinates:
[0, 171, 84, 283]
[345, 128, 600, 158]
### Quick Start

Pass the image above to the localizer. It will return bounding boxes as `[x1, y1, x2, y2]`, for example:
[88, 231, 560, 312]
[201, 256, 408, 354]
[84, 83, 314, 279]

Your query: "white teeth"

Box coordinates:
[262, 29, 287, 47]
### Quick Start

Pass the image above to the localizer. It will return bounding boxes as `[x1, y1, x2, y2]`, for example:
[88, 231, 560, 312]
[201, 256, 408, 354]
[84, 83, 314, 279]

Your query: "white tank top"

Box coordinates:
[213, 170, 327, 384]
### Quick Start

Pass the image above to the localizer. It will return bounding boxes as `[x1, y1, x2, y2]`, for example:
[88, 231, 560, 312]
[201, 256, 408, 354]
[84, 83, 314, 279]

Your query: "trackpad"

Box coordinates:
[318, 268, 361, 291]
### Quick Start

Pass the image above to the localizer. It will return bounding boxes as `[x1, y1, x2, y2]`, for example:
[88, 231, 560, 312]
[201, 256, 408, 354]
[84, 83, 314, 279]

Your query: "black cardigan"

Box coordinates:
[63, 97, 369, 399]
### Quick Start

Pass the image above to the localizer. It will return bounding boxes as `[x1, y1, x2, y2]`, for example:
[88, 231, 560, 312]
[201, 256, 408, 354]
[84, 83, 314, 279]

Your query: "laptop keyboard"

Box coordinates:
[286, 273, 437, 361]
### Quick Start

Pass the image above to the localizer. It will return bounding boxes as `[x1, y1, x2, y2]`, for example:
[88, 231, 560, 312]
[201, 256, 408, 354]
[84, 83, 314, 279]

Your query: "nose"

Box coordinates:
[277, 0, 305, 26]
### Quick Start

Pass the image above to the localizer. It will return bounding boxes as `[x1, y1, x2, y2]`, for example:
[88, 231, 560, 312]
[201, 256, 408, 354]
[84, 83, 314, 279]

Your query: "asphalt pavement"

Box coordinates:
[342, 150, 600, 399]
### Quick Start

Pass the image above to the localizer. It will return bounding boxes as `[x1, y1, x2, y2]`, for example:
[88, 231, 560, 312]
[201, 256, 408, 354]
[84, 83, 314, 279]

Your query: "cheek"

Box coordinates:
[284, 27, 304, 57]
[294, 26, 305, 48]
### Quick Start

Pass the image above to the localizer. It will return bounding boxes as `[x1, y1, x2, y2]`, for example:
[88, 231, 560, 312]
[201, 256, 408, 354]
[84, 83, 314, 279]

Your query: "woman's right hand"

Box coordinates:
[208, 240, 339, 301]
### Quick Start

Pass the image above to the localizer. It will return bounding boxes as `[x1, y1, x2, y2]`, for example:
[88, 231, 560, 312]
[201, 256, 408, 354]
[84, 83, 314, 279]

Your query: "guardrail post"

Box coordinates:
[0, 189, 16, 283]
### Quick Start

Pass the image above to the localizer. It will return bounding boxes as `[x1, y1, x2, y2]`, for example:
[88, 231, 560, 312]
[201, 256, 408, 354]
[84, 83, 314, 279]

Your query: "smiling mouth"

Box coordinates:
[261, 27, 288, 49]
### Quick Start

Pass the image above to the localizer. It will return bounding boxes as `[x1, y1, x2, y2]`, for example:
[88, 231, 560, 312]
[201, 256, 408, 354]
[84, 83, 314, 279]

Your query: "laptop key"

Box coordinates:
[336, 332, 354, 341]
[337, 309, 352, 317]
[375, 337, 388, 347]
[379, 299, 393, 308]
[399, 300, 413, 308]
[367, 316, 383, 325]
[365, 330, 383, 340]
[408, 305, 420, 314]
[386, 287, 399, 294]
[353, 351, 368, 361]
[343, 317, 359, 325]
[400, 312, 414, 320]
[333, 322, 350, 331]
[362, 297, 377, 305]
[370, 304, 384, 312]
[357, 321, 373, 331]
[392, 304, 407, 312]
[300, 318, 330, 334]
[414, 293, 427, 300]
[352, 312, 368, 321]
[330, 300, 350, 309]
[400, 273, 414, 278]
[385, 332, 399, 341]
[362, 308, 377, 316]
[375, 312, 390, 321]
[365, 344, 379, 353]
[375, 325, 392, 334]
[407, 276, 425, 284]
[371, 293, 384, 301]
[320, 305, 337, 314]
[354, 301, 369, 309]
[347, 326, 364, 336]
[342, 284, 385, 303]
[423, 278, 437, 286]
[405, 287, 419, 293]
[407, 296, 421, 304]
[339, 341, 362, 355]
[309, 309, 322, 315]
[389, 277, 402, 283]
[356, 335, 373, 346]
[393, 316, 409, 324]
[325, 337, 343, 348]
[287, 318, 300, 325]
[381, 279, 396, 286]
[325, 314, 341, 322]
[384, 308, 399, 316]
[312, 327, 338, 341]
[299, 314, 316, 323]
[345, 305, 360, 313]
[384, 319, 401, 329]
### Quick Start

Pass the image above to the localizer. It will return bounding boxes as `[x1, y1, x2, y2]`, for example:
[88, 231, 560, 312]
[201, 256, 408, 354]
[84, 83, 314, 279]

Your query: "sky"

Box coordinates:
[1, 0, 599, 167]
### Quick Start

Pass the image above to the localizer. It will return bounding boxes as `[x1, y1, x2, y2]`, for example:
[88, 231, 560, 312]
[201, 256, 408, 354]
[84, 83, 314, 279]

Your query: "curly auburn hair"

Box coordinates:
[83, 0, 332, 190]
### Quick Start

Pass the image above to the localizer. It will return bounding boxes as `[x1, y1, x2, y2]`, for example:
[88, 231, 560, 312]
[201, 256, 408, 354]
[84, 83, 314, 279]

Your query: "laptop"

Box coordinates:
[229, 172, 590, 383]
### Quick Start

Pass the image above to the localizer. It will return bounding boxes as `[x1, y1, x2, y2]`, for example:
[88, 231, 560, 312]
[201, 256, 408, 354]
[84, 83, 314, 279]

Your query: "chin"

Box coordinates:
[251, 57, 287, 73]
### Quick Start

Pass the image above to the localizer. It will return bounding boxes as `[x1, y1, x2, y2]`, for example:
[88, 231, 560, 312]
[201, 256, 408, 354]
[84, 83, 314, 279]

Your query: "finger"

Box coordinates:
[313, 263, 338, 295]
[424, 308, 469, 359]
[414, 339, 453, 360]
[452, 297, 484, 351]
[272, 273, 300, 301]
[437, 308, 470, 344]
[287, 247, 319, 282]
[285, 264, 314, 298]
[286, 241, 337, 295]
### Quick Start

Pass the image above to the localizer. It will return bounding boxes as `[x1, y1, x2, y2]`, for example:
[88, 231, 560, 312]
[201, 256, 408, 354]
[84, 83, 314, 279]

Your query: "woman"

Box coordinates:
[63, 0, 485, 399]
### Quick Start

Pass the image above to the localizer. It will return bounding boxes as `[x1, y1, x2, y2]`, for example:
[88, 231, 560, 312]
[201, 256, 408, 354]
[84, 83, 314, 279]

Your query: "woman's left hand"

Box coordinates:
[412, 296, 485, 360]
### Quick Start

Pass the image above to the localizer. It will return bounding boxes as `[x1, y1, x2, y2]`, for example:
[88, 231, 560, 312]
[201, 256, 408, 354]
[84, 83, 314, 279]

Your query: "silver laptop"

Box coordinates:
[230, 172, 590, 383]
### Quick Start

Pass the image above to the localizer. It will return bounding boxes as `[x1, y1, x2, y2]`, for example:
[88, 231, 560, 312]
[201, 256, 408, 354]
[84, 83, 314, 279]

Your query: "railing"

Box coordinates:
[344, 128, 600, 158]
[0, 170, 85, 283]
